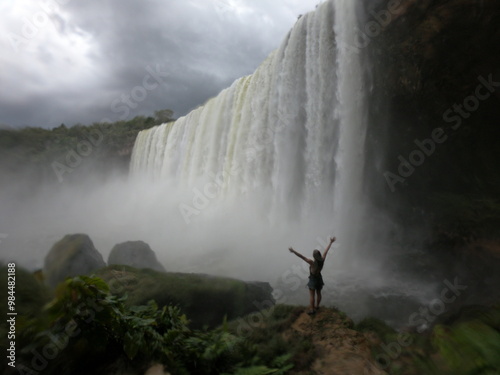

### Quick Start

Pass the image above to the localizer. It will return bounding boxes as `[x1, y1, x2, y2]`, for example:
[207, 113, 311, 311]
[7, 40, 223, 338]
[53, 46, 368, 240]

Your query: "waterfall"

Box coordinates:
[131, 0, 367, 251]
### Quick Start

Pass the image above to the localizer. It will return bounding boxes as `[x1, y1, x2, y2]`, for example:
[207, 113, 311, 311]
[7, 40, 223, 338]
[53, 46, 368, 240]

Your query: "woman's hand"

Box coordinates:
[288, 247, 294, 253]
[330, 236, 336, 243]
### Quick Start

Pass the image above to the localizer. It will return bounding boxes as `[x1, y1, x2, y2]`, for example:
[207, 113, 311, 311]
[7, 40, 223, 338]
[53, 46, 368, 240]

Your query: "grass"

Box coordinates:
[357, 305, 500, 375]
[355, 316, 397, 342]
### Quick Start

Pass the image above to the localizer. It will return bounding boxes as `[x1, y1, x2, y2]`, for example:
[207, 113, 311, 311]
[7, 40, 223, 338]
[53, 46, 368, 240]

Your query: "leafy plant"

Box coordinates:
[14, 275, 294, 375]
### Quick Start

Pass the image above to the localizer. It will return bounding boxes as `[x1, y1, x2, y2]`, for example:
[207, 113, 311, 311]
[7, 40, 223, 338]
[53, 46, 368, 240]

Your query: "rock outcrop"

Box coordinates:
[97, 265, 274, 329]
[43, 234, 106, 288]
[367, 0, 500, 202]
[364, 0, 500, 294]
[108, 240, 165, 272]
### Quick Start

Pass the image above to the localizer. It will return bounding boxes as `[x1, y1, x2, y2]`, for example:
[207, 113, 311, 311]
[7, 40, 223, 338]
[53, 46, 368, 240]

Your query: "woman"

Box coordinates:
[289, 236, 336, 314]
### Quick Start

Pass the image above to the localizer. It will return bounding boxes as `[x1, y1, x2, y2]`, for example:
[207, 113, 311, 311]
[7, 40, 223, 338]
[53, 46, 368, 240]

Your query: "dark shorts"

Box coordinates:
[307, 274, 324, 291]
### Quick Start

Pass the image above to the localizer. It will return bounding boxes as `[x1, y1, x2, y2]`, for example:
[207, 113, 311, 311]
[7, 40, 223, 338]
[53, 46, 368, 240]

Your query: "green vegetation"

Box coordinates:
[436, 305, 500, 373]
[96, 265, 273, 329]
[1, 264, 51, 375]
[355, 317, 396, 341]
[0, 110, 175, 183]
[0, 264, 51, 342]
[356, 305, 500, 375]
[226, 305, 312, 372]
[3, 266, 499, 375]
[0, 264, 51, 317]
[10, 275, 293, 375]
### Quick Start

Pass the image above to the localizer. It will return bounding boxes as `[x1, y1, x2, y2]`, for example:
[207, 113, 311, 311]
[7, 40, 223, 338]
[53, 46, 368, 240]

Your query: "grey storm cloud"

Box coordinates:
[0, 0, 320, 128]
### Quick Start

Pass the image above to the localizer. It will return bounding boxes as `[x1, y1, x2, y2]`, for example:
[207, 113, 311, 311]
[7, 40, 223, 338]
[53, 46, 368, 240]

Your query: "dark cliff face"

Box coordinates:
[365, 0, 500, 237]
[362, 0, 500, 304]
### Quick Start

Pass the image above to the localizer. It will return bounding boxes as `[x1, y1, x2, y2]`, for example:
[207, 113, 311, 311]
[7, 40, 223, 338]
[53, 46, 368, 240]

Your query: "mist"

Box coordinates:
[1, 167, 350, 280]
[0, 0, 445, 329]
[0, 148, 439, 329]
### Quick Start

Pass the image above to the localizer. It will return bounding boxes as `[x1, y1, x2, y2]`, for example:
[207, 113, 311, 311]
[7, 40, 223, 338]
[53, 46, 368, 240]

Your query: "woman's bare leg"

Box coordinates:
[309, 289, 316, 312]
[315, 290, 322, 310]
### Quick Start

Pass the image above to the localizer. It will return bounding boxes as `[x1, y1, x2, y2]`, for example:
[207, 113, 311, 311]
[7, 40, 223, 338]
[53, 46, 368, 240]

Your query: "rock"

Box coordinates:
[281, 307, 384, 375]
[244, 281, 275, 311]
[43, 234, 106, 288]
[108, 241, 165, 272]
[97, 265, 274, 329]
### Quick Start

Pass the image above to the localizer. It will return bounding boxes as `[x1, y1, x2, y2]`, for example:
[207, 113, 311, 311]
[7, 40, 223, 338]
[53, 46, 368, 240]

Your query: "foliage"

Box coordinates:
[12, 272, 500, 375]
[0, 111, 175, 184]
[226, 305, 305, 373]
[0, 264, 51, 374]
[13, 275, 293, 375]
[155, 109, 174, 124]
[223, 355, 293, 375]
[97, 265, 270, 329]
[0, 264, 51, 320]
[355, 316, 397, 342]
[361, 305, 500, 375]
[16, 276, 177, 374]
[429, 305, 500, 375]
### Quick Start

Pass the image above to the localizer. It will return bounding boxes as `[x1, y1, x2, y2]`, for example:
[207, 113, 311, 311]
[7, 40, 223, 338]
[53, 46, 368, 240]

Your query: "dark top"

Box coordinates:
[308, 259, 325, 290]
[310, 259, 324, 276]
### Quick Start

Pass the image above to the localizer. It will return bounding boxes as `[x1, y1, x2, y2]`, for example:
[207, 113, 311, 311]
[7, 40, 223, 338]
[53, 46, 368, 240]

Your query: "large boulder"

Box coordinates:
[43, 234, 106, 288]
[108, 241, 165, 272]
[97, 265, 274, 329]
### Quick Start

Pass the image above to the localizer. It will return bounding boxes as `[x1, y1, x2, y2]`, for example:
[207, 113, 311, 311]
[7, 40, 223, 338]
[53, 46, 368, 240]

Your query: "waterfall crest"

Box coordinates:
[131, 0, 367, 244]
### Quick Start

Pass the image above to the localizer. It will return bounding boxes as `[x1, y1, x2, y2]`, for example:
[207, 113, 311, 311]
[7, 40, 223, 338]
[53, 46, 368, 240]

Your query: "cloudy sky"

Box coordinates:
[0, 0, 321, 128]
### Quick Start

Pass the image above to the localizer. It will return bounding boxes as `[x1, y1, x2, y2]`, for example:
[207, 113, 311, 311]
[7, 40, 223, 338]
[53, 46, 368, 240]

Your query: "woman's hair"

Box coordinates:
[313, 249, 323, 261]
[311, 250, 324, 275]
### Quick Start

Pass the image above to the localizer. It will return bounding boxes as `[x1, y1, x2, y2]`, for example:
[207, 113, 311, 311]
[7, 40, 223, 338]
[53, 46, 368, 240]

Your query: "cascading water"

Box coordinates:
[130, 0, 436, 325]
[131, 0, 366, 249]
